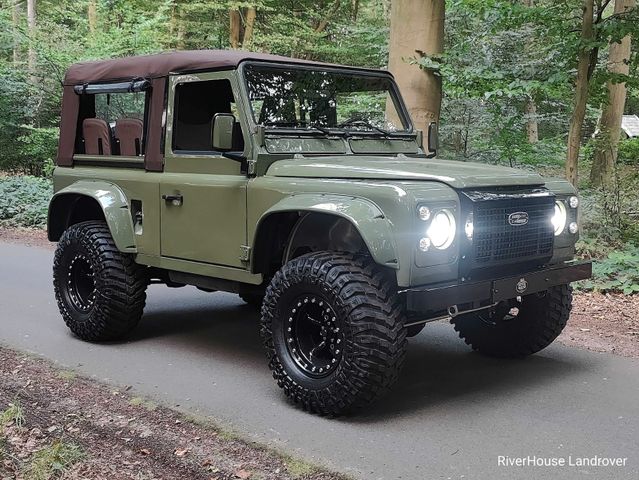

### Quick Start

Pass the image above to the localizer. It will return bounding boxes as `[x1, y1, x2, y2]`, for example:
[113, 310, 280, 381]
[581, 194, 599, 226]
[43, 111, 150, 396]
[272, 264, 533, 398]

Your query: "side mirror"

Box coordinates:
[212, 113, 235, 151]
[427, 122, 438, 157]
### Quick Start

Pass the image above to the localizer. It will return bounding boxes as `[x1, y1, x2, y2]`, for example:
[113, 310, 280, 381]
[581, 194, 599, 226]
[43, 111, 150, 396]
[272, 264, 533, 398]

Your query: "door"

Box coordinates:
[160, 71, 249, 268]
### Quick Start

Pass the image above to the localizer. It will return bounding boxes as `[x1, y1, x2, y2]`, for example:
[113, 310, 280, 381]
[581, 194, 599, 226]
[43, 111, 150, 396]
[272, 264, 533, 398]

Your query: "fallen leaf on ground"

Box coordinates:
[174, 447, 189, 457]
[234, 469, 251, 479]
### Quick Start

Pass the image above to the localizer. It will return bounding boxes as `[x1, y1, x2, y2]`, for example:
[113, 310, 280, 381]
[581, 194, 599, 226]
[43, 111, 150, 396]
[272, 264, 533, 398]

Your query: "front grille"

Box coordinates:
[465, 190, 554, 267]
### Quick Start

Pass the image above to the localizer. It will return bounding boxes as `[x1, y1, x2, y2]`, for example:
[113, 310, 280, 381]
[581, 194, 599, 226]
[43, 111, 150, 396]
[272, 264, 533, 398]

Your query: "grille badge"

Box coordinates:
[516, 277, 528, 294]
[508, 211, 529, 226]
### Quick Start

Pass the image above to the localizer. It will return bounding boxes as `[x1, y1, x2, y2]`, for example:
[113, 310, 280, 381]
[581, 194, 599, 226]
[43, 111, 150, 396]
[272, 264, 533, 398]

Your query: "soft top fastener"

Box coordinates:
[73, 78, 151, 95]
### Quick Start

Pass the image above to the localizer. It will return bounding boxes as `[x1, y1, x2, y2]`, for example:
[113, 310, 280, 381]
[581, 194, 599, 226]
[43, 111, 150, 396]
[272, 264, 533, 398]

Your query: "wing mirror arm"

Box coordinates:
[426, 122, 438, 158]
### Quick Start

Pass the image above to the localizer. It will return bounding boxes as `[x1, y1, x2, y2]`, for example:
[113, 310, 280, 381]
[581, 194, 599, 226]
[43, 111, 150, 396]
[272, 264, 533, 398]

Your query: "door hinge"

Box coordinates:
[239, 245, 251, 263]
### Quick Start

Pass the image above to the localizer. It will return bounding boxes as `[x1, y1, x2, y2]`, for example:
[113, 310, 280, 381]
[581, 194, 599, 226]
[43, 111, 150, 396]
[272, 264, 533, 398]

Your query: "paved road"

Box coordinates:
[1, 242, 637, 480]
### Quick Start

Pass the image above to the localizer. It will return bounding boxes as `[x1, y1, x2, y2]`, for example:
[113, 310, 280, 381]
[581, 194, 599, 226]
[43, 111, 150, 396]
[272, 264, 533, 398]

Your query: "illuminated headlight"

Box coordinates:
[569, 196, 579, 209]
[551, 201, 567, 236]
[569, 222, 578, 234]
[427, 209, 456, 249]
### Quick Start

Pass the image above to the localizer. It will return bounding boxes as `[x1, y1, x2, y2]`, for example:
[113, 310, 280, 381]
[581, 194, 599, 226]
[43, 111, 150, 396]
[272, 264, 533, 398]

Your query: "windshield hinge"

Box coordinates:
[247, 160, 257, 176]
[239, 245, 251, 263]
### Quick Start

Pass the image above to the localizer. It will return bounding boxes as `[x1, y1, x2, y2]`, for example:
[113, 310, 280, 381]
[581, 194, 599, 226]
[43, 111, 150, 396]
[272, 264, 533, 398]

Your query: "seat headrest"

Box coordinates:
[82, 118, 112, 155]
[115, 118, 144, 156]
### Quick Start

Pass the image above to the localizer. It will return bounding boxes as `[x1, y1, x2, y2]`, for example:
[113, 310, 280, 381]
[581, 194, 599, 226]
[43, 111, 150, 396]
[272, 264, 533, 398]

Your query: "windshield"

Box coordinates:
[243, 64, 410, 134]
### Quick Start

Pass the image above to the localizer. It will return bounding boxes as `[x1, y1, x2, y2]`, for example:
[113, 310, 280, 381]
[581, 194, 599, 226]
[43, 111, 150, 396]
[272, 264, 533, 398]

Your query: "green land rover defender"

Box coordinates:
[49, 50, 592, 415]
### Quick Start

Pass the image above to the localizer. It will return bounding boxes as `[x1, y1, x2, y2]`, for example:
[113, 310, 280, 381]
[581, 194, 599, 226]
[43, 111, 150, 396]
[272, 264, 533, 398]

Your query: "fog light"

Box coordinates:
[569, 222, 578, 234]
[418, 205, 431, 221]
[418, 237, 431, 252]
[569, 196, 579, 209]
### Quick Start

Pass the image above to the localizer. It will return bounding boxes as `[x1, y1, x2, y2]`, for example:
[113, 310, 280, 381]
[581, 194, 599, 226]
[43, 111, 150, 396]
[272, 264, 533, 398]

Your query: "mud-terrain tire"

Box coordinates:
[53, 221, 147, 341]
[260, 252, 407, 415]
[451, 285, 572, 358]
[239, 292, 264, 309]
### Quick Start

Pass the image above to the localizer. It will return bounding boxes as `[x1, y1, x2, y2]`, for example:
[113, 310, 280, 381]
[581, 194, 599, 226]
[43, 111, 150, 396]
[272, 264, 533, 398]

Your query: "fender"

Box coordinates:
[255, 194, 399, 269]
[48, 180, 137, 253]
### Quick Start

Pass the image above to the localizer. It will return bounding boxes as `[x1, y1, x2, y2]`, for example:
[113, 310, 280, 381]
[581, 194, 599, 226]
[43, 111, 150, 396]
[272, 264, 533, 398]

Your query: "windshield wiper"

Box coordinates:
[263, 121, 343, 137]
[337, 118, 393, 137]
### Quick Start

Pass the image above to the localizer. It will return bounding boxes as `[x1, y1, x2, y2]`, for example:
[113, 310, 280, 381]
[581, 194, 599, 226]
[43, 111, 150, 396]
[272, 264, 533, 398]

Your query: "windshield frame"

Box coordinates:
[238, 61, 414, 137]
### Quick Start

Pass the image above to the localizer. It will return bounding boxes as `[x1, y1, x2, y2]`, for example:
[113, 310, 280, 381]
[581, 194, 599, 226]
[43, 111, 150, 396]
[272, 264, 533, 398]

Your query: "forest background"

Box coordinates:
[0, 0, 638, 293]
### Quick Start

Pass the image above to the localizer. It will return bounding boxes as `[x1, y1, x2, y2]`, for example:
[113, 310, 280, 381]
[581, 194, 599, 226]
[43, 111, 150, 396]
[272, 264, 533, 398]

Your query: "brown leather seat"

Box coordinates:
[115, 118, 144, 156]
[82, 118, 112, 155]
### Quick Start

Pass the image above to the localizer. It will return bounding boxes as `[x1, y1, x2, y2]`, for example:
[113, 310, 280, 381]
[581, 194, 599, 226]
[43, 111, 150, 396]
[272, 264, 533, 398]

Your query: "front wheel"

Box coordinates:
[53, 221, 148, 341]
[451, 284, 573, 358]
[260, 252, 407, 415]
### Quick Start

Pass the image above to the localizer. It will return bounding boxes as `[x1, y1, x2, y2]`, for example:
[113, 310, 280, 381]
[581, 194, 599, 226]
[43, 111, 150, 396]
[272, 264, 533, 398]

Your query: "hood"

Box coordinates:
[265, 156, 544, 189]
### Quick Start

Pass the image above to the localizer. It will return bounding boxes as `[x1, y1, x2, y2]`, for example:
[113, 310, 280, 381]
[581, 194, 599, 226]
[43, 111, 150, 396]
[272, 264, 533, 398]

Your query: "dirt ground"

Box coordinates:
[1, 226, 637, 360]
[558, 292, 639, 358]
[0, 227, 53, 250]
[0, 347, 346, 480]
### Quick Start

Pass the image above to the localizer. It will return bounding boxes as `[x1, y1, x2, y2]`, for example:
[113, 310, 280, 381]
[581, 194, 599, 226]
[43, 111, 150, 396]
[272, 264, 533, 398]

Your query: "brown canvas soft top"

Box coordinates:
[63, 49, 364, 85]
[57, 50, 386, 172]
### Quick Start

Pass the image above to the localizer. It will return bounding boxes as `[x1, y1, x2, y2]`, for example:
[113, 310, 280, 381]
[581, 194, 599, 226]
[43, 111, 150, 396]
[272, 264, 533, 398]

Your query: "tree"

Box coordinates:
[566, 0, 595, 186]
[11, 0, 20, 65]
[88, 0, 97, 34]
[522, 0, 538, 144]
[229, 5, 257, 49]
[387, 0, 445, 133]
[590, 0, 636, 187]
[26, 0, 36, 80]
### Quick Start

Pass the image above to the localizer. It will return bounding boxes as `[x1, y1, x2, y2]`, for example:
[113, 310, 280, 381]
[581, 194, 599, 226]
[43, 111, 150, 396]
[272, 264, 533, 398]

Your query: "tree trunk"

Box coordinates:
[88, 0, 97, 34]
[27, 0, 37, 81]
[243, 7, 257, 48]
[590, 0, 635, 187]
[315, 0, 342, 33]
[352, 0, 360, 21]
[229, 9, 241, 48]
[525, 97, 539, 143]
[176, 2, 186, 50]
[387, 0, 445, 136]
[522, 0, 538, 143]
[565, 0, 594, 186]
[12, 0, 20, 65]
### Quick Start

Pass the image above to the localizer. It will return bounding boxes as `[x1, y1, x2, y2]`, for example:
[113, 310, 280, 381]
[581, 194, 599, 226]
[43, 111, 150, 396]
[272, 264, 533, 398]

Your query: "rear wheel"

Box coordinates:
[261, 252, 407, 415]
[53, 221, 147, 341]
[451, 285, 572, 358]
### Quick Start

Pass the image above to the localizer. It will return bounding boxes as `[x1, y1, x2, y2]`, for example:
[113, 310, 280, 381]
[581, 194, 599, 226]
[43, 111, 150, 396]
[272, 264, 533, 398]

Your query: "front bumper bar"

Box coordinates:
[403, 260, 592, 314]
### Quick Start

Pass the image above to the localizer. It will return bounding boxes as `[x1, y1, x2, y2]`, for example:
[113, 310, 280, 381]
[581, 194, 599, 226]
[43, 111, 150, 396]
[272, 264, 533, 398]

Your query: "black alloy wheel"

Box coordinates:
[284, 293, 345, 378]
[53, 221, 148, 341]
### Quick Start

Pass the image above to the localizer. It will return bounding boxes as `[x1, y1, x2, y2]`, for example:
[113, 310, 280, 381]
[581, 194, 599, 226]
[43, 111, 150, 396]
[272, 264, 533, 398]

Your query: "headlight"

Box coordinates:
[427, 209, 456, 249]
[551, 201, 567, 236]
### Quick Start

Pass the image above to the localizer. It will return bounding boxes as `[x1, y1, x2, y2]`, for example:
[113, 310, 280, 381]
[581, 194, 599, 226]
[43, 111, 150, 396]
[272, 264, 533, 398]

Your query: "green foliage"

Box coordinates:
[617, 138, 639, 164]
[578, 245, 639, 295]
[0, 175, 52, 228]
[26, 440, 85, 480]
[1, 401, 25, 429]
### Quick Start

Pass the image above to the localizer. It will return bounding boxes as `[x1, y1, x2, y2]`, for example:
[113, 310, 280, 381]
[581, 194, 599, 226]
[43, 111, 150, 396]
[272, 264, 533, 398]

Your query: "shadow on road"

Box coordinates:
[126, 287, 590, 422]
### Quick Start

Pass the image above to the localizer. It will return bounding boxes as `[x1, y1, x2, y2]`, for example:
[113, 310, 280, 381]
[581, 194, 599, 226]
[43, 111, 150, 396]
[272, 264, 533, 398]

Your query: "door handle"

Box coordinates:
[162, 193, 183, 206]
